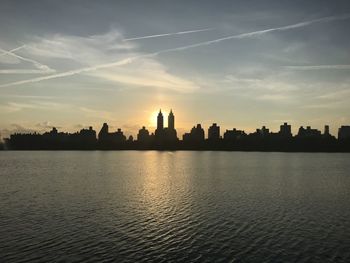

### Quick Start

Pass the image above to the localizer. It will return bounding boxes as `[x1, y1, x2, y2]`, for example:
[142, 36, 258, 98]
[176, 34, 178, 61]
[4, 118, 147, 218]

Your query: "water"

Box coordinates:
[0, 151, 349, 262]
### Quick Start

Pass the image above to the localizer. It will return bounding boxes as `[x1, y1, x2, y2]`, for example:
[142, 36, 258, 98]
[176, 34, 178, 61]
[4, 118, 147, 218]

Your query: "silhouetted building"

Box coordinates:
[79, 126, 96, 139]
[164, 110, 177, 142]
[157, 110, 163, 130]
[297, 126, 321, 138]
[98, 123, 126, 146]
[0, 132, 3, 150]
[137, 126, 150, 142]
[208, 123, 220, 140]
[223, 128, 246, 140]
[155, 109, 178, 142]
[50, 127, 58, 135]
[155, 109, 164, 139]
[324, 125, 330, 136]
[70, 126, 97, 147]
[183, 124, 205, 143]
[279, 122, 292, 137]
[256, 126, 269, 137]
[113, 128, 126, 143]
[338, 126, 350, 140]
[98, 123, 109, 141]
[168, 109, 174, 130]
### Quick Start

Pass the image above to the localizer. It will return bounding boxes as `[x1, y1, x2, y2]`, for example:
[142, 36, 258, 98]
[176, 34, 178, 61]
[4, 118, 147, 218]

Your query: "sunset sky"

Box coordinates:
[1, 0, 350, 138]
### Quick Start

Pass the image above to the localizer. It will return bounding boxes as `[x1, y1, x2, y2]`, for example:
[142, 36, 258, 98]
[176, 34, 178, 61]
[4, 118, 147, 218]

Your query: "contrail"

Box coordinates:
[148, 13, 350, 52]
[1, 14, 349, 88]
[0, 46, 55, 73]
[0, 45, 26, 57]
[0, 69, 59, 74]
[124, 28, 213, 41]
[0, 56, 145, 87]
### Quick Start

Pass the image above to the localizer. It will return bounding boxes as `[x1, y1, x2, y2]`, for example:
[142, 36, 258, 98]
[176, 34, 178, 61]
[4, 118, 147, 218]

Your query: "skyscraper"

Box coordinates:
[168, 109, 175, 130]
[157, 110, 164, 131]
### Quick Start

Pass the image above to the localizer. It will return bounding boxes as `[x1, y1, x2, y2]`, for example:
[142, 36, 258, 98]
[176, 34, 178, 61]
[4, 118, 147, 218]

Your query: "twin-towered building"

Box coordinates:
[136, 109, 178, 144]
[155, 109, 178, 142]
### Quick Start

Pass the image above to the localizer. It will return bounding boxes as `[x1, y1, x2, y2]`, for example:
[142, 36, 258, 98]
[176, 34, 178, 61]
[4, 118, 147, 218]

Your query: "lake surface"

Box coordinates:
[0, 151, 349, 262]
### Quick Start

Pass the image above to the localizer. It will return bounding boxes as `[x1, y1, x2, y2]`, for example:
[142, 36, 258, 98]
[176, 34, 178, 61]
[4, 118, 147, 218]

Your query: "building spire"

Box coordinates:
[157, 109, 164, 130]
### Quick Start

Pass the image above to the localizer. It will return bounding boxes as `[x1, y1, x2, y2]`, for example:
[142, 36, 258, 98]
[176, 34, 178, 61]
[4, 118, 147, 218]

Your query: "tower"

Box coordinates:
[168, 109, 174, 130]
[157, 109, 164, 131]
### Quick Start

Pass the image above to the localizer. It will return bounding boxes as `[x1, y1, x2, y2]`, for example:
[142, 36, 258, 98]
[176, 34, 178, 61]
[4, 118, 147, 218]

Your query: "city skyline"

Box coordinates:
[4, 107, 350, 151]
[2, 106, 350, 140]
[1, 1, 350, 139]
[4, 108, 350, 140]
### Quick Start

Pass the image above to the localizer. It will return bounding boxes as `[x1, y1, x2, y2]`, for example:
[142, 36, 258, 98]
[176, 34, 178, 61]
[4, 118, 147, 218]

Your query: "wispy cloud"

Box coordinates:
[223, 74, 298, 92]
[0, 69, 57, 74]
[0, 101, 70, 112]
[285, 65, 350, 70]
[79, 107, 116, 121]
[0, 31, 199, 91]
[0, 46, 56, 74]
[0, 94, 54, 99]
[257, 94, 290, 101]
[124, 28, 213, 41]
[35, 121, 58, 129]
[1, 14, 349, 88]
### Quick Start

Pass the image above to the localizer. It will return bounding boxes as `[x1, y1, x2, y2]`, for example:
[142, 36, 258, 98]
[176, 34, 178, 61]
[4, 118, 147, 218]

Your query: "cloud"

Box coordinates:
[0, 30, 199, 91]
[35, 121, 59, 129]
[0, 94, 54, 99]
[0, 122, 58, 139]
[301, 101, 346, 109]
[89, 57, 199, 92]
[223, 74, 298, 92]
[26, 30, 136, 61]
[0, 101, 69, 112]
[317, 85, 350, 99]
[0, 69, 57, 74]
[1, 14, 349, 88]
[10, 124, 36, 133]
[124, 28, 213, 41]
[284, 65, 350, 70]
[0, 104, 21, 113]
[257, 94, 290, 101]
[79, 107, 116, 121]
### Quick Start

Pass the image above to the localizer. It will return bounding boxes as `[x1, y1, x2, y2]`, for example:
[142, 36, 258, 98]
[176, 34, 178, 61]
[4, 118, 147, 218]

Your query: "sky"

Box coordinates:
[1, 0, 350, 139]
